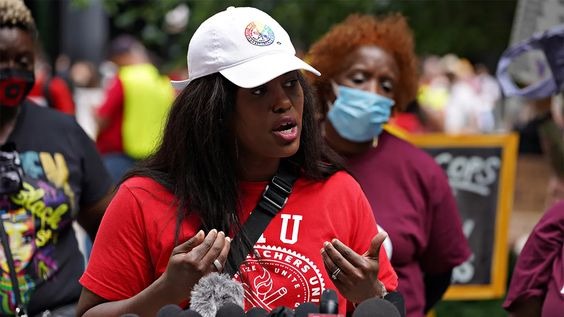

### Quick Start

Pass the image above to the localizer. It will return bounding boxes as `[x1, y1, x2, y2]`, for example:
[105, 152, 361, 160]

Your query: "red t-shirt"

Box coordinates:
[95, 77, 124, 154]
[389, 113, 425, 134]
[347, 131, 471, 317]
[503, 201, 564, 317]
[28, 74, 75, 115]
[80, 171, 397, 314]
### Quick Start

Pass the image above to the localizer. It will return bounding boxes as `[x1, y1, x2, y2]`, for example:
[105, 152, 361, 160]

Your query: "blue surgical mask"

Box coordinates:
[327, 85, 395, 142]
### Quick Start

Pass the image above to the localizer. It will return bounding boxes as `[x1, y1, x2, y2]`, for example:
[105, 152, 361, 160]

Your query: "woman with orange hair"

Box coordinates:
[307, 14, 471, 317]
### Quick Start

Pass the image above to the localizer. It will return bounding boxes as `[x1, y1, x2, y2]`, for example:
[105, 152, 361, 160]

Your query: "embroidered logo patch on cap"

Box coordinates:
[244, 21, 275, 46]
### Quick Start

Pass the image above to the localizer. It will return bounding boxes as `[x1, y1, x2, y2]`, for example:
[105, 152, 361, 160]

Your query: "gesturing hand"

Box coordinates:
[161, 229, 231, 302]
[321, 232, 388, 304]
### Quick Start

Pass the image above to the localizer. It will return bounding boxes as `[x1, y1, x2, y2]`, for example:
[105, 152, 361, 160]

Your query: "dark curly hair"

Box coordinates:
[307, 13, 418, 119]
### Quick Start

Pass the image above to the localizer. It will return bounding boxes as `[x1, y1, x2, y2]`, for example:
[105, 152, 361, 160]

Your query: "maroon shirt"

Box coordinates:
[347, 131, 471, 317]
[504, 201, 564, 316]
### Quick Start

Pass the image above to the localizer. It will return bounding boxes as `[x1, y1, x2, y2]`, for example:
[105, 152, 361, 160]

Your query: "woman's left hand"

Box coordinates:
[321, 232, 387, 304]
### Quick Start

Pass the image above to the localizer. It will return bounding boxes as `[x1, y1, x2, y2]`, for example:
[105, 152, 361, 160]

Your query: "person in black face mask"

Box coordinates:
[0, 2, 35, 137]
[0, 0, 113, 316]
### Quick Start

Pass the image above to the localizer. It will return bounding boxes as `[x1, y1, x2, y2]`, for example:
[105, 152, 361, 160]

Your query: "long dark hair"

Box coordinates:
[125, 71, 343, 238]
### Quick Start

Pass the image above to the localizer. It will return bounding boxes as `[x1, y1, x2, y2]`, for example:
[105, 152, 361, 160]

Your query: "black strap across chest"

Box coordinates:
[224, 161, 299, 276]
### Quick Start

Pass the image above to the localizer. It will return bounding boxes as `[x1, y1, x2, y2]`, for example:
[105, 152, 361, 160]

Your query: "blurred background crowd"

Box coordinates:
[16, 0, 564, 316]
[25, 0, 562, 152]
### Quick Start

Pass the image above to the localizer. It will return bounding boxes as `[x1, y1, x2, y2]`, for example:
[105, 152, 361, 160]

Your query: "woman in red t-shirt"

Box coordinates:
[77, 7, 398, 317]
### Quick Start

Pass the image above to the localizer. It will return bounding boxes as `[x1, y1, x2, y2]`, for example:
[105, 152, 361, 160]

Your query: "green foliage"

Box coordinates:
[69, 0, 91, 9]
[389, 0, 517, 64]
[72, 0, 517, 73]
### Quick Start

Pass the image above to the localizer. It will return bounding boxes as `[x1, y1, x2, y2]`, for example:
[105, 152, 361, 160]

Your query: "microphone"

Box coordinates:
[189, 272, 244, 317]
[180, 310, 203, 317]
[120, 314, 140, 317]
[294, 302, 319, 317]
[383, 292, 405, 317]
[216, 302, 245, 317]
[246, 307, 269, 317]
[267, 306, 294, 317]
[352, 298, 400, 317]
[156, 304, 183, 317]
[319, 289, 338, 314]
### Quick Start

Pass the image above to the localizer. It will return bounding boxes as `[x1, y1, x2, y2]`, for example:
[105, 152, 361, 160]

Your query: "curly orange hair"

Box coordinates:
[307, 13, 418, 116]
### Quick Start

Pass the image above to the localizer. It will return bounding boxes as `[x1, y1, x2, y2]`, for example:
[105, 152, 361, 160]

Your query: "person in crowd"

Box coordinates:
[77, 6, 398, 317]
[0, 0, 113, 315]
[94, 35, 174, 183]
[71, 60, 104, 140]
[306, 13, 471, 317]
[441, 55, 483, 134]
[27, 48, 76, 115]
[503, 200, 564, 317]
[473, 62, 501, 133]
[417, 55, 450, 132]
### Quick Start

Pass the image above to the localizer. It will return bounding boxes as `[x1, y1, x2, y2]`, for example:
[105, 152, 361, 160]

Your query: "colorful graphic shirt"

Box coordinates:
[80, 171, 398, 315]
[347, 131, 471, 317]
[0, 101, 112, 315]
[503, 201, 564, 317]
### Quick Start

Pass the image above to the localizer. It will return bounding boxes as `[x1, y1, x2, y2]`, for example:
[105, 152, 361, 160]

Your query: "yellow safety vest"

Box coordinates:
[120, 64, 173, 159]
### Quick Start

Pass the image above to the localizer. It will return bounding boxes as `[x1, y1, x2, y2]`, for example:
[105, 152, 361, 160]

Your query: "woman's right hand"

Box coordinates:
[161, 229, 231, 302]
[78, 230, 231, 317]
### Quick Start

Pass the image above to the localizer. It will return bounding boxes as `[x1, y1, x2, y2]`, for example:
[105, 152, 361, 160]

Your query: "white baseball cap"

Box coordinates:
[170, 6, 320, 89]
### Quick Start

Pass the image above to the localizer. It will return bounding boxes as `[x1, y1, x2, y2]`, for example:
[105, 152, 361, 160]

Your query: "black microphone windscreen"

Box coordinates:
[178, 310, 203, 317]
[246, 306, 269, 317]
[216, 302, 245, 317]
[267, 306, 295, 317]
[352, 298, 400, 317]
[383, 292, 406, 317]
[156, 304, 183, 317]
[294, 302, 319, 317]
[319, 289, 338, 314]
[120, 314, 140, 317]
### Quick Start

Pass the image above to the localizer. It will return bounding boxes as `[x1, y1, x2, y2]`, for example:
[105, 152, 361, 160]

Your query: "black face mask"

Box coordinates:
[0, 68, 35, 108]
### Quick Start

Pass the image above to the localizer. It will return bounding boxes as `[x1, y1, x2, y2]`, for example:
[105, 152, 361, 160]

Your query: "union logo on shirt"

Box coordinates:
[235, 245, 326, 311]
